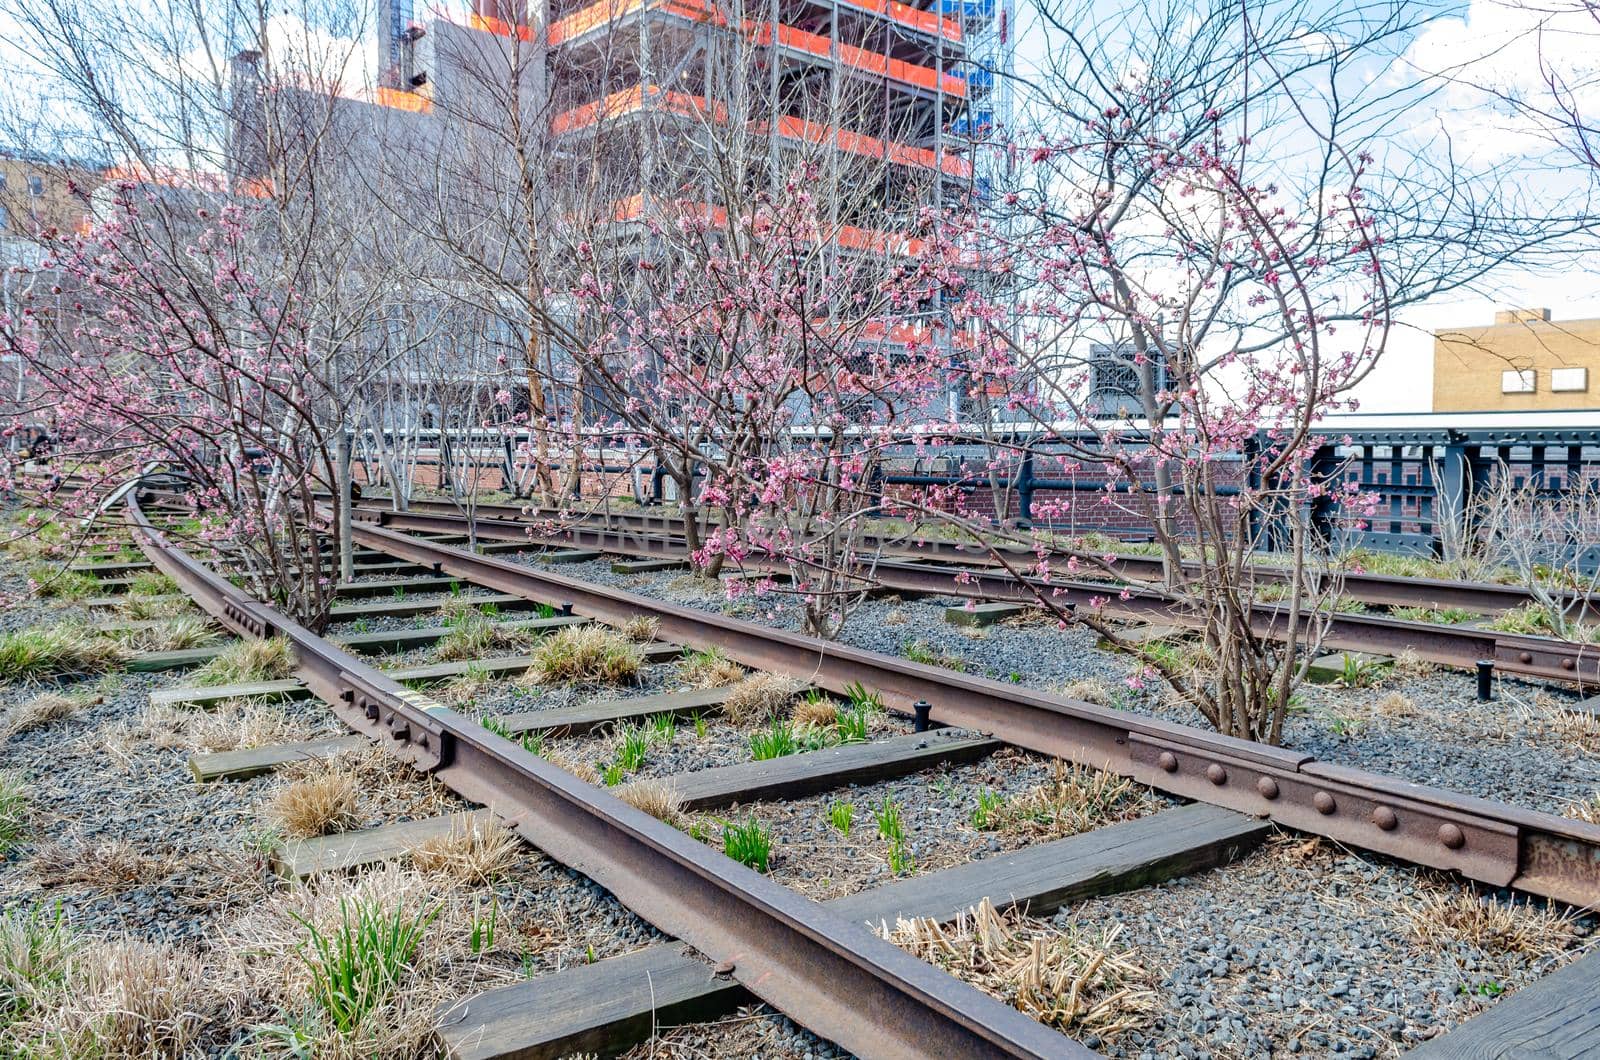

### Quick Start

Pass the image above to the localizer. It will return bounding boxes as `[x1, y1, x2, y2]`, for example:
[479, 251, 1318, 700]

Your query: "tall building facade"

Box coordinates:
[382, 0, 1011, 256]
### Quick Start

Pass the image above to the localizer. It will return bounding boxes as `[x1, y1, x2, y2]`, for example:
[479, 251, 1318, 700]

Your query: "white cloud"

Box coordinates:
[1392, 0, 1600, 161]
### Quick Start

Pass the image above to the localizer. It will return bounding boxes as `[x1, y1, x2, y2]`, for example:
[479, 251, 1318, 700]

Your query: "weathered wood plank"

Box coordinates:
[332, 615, 584, 655]
[150, 679, 308, 710]
[436, 945, 729, 1060]
[273, 809, 492, 879]
[69, 559, 152, 575]
[611, 558, 689, 575]
[152, 654, 547, 709]
[829, 801, 1266, 926]
[189, 735, 367, 782]
[91, 558, 429, 592]
[1407, 949, 1600, 1059]
[133, 616, 584, 672]
[494, 685, 737, 737]
[82, 593, 186, 611]
[943, 602, 1026, 627]
[437, 802, 1267, 1059]
[126, 646, 232, 672]
[329, 592, 539, 622]
[670, 732, 1000, 810]
[539, 549, 603, 565]
[333, 576, 473, 598]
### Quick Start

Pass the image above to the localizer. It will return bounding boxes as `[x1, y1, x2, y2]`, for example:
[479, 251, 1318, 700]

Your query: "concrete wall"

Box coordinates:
[1432, 308, 1600, 412]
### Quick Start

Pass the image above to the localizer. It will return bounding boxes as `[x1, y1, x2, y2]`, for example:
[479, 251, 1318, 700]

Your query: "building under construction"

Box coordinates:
[367, 0, 1011, 254]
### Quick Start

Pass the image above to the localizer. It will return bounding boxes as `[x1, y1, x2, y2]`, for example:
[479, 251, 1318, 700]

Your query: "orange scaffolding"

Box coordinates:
[538, 0, 966, 96]
[552, 86, 971, 177]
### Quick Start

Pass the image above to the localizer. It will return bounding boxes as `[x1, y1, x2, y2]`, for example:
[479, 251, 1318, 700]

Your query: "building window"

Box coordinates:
[27, 175, 42, 196]
[1501, 369, 1536, 394]
[1552, 367, 1589, 392]
[1088, 342, 1165, 416]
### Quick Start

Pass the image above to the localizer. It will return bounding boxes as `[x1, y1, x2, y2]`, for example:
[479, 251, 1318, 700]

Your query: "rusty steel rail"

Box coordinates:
[123, 491, 1084, 1060]
[373, 496, 1595, 619]
[358, 506, 1600, 690]
[345, 509, 1600, 910]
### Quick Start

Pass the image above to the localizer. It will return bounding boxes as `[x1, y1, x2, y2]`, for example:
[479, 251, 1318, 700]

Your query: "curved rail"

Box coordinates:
[356, 504, 1600, 689]
[122, 488, 1084, 1059]
[345, 509, 1600, 910]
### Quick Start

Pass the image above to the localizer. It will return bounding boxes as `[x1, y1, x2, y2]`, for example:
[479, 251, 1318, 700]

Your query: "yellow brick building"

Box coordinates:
[1432, 308, 1600, 412]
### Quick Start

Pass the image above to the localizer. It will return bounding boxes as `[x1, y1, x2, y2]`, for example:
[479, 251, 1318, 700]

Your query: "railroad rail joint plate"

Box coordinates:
[336, 673, 452, 772]
[223, 600, 271, 639]
[1129, 734, 1521, 885]
[1494, 639, 1600, 684]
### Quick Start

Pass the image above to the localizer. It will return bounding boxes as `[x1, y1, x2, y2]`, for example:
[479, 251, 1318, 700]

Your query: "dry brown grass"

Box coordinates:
[190, 636, 295, 686]
[1368, 691, 1423, 722]
[1057, 678, 1112, 706]
[408, 818, 521, 885]
[114, 591, 193, 621]
[1563, 793, 1600, 825]
[883, 608, 909, 627]
[117, 698, 302, 755]
[2, 690, 99, 740]
[791, 696, 838, 728]
[2, 938, 224, 1057]
[881, 898, 1155, 1039]
[431, 610, 534, 663]
[530, 625, 642, 685]
[543, 747, 600, 785]
[678, 647, 744, 688]
[0, 624, 128, 682]
[116, 615, 220, 653]
[614, 778, 685, 825]
[273, 770, 363, 838]
[619, 615, 659, 643]
[221, 866, 464, 1058]
[30, 839, 176, 893]
[1402, 886, 1584, 960]
[722, 673, 802, 725]
[1517, 693, 1600, 755]
[1391, 648, 1437, 678]
[435, 668, 495, 709]
[972, 761, 1153, 838]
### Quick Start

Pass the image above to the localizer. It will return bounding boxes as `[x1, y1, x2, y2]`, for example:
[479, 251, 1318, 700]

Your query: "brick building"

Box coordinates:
[1432, 307, 1600, 412]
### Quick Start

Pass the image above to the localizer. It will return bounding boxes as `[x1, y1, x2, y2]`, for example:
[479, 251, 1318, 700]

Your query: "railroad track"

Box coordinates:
[42, 482, 1583, 1056]
[352, 502, 1600, 691]
[376, 496, 1597, 619]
